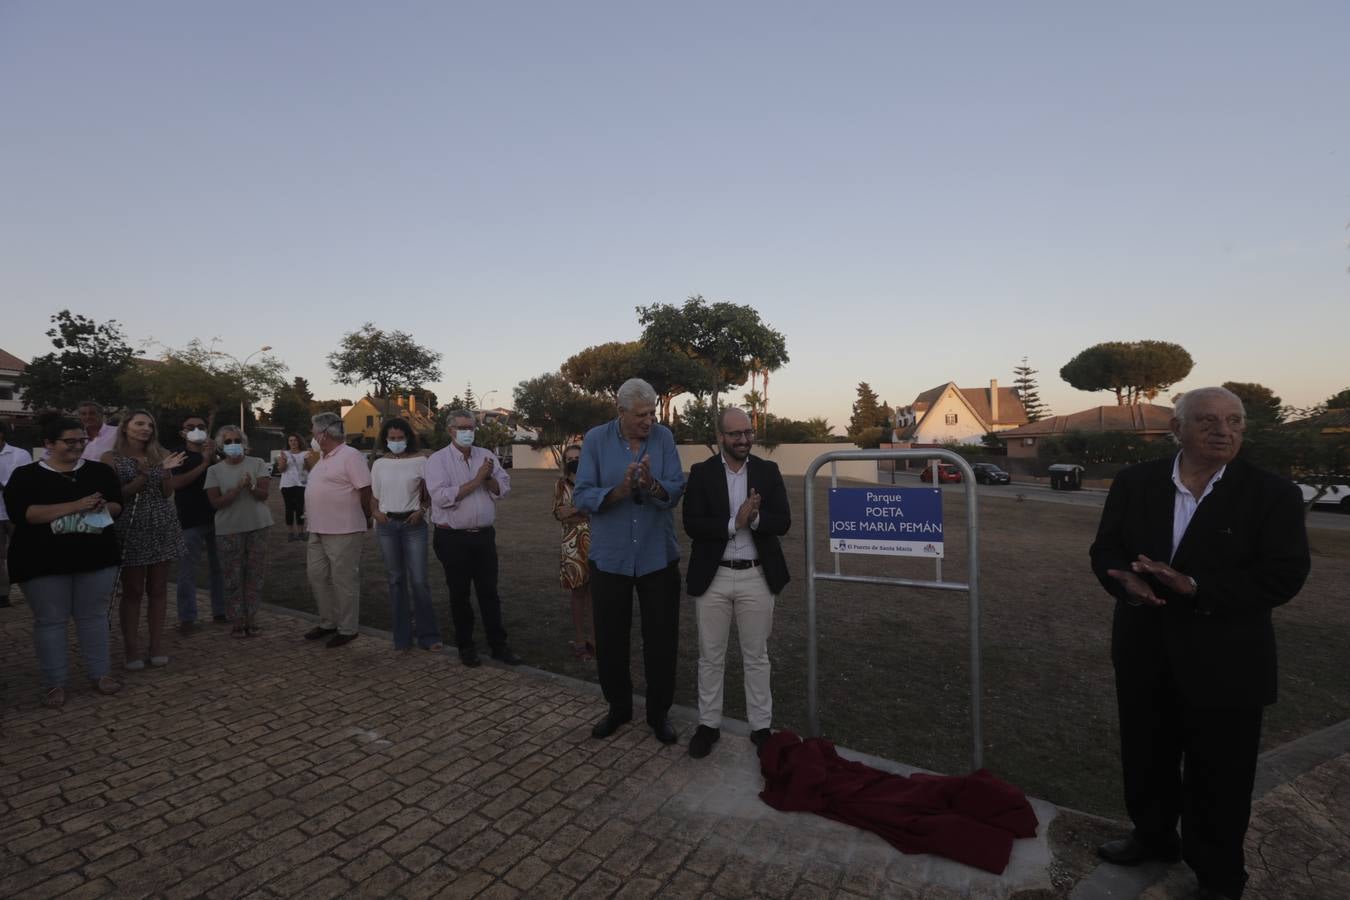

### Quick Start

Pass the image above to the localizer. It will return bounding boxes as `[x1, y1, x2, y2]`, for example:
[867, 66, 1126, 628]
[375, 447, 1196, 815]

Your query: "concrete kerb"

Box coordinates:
[261, 598, 1063, 896]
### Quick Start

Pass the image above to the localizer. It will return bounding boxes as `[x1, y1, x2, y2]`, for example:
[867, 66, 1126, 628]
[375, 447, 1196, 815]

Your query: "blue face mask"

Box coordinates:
[386, 440, 407, 455]
[223, 443, 245, 458]
[454, 429, 475, 448]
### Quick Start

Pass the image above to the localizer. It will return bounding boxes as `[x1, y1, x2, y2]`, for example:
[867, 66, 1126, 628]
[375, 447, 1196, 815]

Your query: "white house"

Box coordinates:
[0, 348, 30, 422]
[892, 379, 1029, 446]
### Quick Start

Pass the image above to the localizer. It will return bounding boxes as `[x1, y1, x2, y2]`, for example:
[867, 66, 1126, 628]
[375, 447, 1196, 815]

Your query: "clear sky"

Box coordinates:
[3, 2, 1347, 431]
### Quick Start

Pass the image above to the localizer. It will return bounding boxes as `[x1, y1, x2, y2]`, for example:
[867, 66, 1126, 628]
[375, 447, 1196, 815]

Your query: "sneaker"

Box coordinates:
[148, 656, 169, 668]
[124, 659, 146, 672]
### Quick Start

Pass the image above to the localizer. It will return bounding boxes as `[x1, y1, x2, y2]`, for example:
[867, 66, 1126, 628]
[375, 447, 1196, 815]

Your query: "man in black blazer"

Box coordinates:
[682, 407, 791, 759]
[1090, 387, 1310, 900]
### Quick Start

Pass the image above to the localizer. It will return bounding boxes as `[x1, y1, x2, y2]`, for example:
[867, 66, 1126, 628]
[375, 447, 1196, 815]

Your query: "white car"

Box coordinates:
[1296, 479, 1350, 510]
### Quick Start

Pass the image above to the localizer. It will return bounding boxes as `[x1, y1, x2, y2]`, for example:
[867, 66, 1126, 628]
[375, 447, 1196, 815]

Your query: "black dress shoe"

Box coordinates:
[651, 719, 678, 745]
[458, 646, 482, 667]
[326, 633, 358, 648]
[688, 725, 720, 759]
[490, 645, 522, 665]
[750, 728, 772, 750]
[591, 710, 632, 739]
[304, 626, 337, 640]
[1096, 837, 1181, 866]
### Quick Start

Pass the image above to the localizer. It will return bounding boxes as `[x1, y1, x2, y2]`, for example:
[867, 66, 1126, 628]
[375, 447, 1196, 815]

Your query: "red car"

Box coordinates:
[919, 463, 962, 483]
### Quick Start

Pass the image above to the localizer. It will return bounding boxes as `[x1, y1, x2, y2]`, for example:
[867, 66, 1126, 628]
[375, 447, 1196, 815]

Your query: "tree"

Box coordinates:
[270, 377, 317, 437]
[18, 310, 135, 411]
[1059, 340, 1194, 405]
[1221, 382, 1283, 428]
[562, 342, 643, 397]
[637, 295, 788, 420]
[1326, 387, 1350, 410]
[847, 382, 884, 439]
[1013, 357, 1049, 422]
[512, 373, 614, 465]
[327, 323, 442, 409]
[119, 340, 287, 431]
[673, 396, 718, 445]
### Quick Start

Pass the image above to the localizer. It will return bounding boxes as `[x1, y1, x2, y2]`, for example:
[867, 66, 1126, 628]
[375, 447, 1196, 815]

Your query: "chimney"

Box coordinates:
[409, 394, 416, 414]
[990, 379, 999, 423]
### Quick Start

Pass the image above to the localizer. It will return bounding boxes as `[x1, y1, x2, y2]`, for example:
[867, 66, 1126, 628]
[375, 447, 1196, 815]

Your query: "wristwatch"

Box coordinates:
[1185, 575, 1198, 595]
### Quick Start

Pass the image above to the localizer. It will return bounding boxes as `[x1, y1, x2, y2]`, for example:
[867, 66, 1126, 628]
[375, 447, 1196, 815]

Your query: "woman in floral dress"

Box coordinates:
[552, 443, 594, 660]
[103, 410, 186, 670]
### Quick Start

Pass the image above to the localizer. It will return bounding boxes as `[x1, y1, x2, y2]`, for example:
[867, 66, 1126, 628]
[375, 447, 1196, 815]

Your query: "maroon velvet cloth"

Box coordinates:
[758, 731, 1039, 875]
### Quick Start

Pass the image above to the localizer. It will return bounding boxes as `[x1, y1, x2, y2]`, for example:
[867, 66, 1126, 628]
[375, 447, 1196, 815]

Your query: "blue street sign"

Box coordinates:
[828, 487, 944, 557]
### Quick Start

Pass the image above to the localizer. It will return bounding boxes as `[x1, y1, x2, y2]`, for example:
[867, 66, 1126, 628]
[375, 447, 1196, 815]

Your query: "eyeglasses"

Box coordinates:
[55, 437, 89, 447]
[722, 430, 755, 441]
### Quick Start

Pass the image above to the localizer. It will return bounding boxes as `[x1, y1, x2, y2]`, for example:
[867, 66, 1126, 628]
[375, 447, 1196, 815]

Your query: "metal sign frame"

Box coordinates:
[804, 448, 983, 770]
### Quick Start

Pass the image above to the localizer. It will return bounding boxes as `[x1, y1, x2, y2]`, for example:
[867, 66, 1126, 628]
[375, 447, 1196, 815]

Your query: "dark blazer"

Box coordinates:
[683, 453, 791, 597]
[1089, 456, 1310, 708]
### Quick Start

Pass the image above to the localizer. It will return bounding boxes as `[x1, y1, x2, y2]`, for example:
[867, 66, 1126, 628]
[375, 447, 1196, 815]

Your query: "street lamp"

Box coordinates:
[480, 389, 499, 413]
[238, 345, 272, 434]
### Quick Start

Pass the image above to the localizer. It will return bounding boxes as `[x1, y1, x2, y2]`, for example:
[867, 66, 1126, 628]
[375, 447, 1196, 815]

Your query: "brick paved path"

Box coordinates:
[0, 595, 1057, 899]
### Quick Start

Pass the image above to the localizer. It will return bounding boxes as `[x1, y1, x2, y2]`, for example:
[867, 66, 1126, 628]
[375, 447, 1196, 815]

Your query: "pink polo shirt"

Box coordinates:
[304, 443, 371, 534]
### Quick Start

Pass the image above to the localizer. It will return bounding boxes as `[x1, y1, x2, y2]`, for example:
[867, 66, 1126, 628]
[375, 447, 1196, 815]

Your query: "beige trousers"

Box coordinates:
[695, 565, 775, 730]
[308, 532, 362, 635]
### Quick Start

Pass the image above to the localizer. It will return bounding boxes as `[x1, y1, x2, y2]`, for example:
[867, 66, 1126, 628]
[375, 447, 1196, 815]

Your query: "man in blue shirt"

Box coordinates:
[574, 378, 686, 744]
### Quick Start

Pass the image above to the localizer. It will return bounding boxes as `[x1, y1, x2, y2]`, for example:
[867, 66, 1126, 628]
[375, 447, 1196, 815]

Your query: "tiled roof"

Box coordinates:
[0, 348, 27, 371]
[998, 403, 1174, 437]
[905, 382, 1028, 427]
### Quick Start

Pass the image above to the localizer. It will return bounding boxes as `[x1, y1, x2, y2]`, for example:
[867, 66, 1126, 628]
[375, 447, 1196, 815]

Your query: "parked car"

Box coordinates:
[1296, 478, 1350, 510]
[972, 463, 1011, 485]
[919, 462, 962, 484]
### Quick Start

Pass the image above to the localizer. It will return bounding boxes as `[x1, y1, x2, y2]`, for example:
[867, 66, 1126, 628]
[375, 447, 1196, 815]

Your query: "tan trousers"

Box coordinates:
[695, 565, 775, 730]
[307, 532, 362, 636]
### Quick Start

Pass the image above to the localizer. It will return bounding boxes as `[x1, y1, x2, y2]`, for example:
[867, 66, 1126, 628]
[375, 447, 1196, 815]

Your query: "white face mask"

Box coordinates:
[311, 437, 321, 451]
[454, 429, 475, 448]
[386, 440, 407, 455]
[185, 428, 207, 443]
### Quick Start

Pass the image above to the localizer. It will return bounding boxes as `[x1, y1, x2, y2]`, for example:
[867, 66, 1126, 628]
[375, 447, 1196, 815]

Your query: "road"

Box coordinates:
[877, 471, 1350, 531]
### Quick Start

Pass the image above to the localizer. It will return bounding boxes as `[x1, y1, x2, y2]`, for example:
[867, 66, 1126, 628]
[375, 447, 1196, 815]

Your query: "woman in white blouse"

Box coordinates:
[371, 418, 441, 651]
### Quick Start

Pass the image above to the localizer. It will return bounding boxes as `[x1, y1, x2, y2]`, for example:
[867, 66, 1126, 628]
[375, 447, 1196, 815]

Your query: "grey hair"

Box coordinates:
[1174, 387, 1245, 423]
[311, 412, 345, 440]
[448, 409, 475, 425]
[215, 424, 249, 450]
[718, 406, 750, 433]
[616, 378, 657, 411]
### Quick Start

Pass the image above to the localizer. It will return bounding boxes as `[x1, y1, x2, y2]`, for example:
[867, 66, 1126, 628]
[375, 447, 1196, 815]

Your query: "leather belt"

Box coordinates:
[718, 559, 761, 570]
[385, 511, 415, 520]
[436, 525, 493, 534]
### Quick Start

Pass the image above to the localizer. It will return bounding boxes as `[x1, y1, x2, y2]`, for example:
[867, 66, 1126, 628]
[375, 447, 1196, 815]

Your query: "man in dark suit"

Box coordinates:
[682, 407, 791, 759]
[1090, 387, 1310, 900]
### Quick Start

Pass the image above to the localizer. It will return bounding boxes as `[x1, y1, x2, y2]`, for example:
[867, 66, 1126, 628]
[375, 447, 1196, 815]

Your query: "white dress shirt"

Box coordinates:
[721, 454, 760, 562]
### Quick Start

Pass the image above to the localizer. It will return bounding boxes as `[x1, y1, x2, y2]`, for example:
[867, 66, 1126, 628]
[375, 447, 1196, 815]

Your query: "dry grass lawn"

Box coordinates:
[256, 468, 1350, 818]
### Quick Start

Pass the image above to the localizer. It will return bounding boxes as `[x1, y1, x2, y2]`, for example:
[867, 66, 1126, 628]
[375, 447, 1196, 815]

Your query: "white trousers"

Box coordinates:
[696, 565, 775, 730]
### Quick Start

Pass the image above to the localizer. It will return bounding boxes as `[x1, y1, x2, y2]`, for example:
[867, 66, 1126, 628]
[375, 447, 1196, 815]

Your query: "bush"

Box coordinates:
[1036, 430, 1174, 467]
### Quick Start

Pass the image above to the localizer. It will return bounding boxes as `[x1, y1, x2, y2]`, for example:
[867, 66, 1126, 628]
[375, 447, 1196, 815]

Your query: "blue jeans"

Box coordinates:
[177, 523, 225, 622]
[25, 567, 117, 688]
[376, 518, 440, 649]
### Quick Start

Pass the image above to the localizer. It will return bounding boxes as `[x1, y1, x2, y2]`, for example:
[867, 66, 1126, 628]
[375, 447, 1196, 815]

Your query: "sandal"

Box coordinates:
[94, 675, 122, 696]
[43, 686, 66, 709]
[571, 641, 593, 661]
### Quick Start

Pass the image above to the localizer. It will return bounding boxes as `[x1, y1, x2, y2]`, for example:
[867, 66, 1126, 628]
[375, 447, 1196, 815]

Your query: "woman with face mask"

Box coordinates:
[553, 442, 594, 661]
[274, 433, 309, 542]
[204, 426, 273, 637]
[371, 418, 441, 651]
[103, 410, 187, 670]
